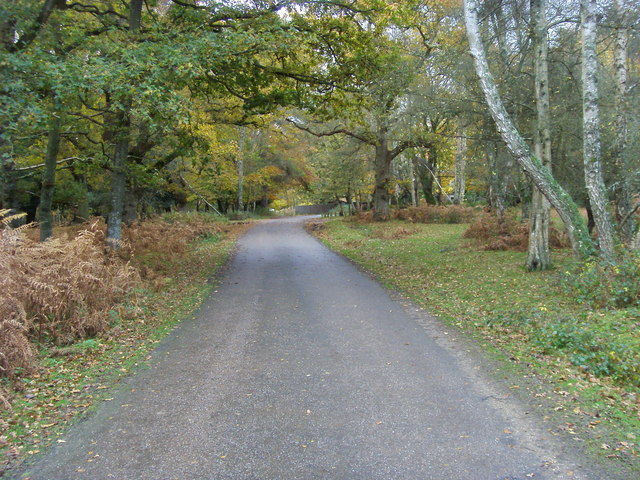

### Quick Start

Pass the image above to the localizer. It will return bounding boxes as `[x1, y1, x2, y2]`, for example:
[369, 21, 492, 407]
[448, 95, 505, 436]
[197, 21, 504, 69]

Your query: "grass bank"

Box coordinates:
[311, 217, 639, 475]
[0, 214, 251, 476]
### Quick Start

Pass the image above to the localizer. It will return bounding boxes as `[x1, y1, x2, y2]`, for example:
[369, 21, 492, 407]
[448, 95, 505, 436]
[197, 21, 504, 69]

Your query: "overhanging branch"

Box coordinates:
[286, 118, 375, 146]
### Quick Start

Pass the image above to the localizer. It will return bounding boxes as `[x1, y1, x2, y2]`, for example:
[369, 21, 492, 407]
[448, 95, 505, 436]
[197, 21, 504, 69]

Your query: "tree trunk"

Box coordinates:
[527, 0, 552, 271]
[453, 125, 467, 205]
[237, 127, 245, 211]
[106, 131, 129, 249]
[487, 142, 509, 218]
[0, 134, 16, 210]
[105, 0, 143, 250]
[37, 113, 61, 241]
[612, 0, 633, 245]
[580, 0, 617, 260]
[409, 156, 417, 207]
[464, 0, 594, 259]
[415, 154, 436, 205]
[372, 142, 392, 221]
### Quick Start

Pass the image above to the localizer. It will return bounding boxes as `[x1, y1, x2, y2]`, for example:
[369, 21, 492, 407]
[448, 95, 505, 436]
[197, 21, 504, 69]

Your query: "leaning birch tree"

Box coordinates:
[463, 0, 595, 259]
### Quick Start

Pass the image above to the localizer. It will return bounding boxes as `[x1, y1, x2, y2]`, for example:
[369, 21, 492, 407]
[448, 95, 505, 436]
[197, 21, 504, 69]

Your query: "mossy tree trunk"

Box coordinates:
[372, 125, 391, 221]
[580, 0, 617, 260]
[37, 112, 61, 241]
[105, 0, 143, 250]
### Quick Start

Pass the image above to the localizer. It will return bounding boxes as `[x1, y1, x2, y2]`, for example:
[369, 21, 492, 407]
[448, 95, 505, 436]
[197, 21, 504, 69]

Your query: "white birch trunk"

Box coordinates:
[464, 0, 594, 259]
[453, 125, 467, 205]
[612, 0, 633, 245]
[581, 0, 617, 260]
[527, 0, 552, 271]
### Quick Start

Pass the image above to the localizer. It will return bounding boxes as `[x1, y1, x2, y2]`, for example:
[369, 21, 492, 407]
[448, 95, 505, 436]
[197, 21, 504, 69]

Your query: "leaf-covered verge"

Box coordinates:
[311, 217, 639, 476]
[0, 213, 251, 475]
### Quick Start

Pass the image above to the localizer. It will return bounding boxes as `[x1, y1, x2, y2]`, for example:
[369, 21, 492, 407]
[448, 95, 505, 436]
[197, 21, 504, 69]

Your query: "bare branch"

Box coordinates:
[179, 174, 222, 215]
[286, 118, 375, 146]
[16, 156, 92, 172]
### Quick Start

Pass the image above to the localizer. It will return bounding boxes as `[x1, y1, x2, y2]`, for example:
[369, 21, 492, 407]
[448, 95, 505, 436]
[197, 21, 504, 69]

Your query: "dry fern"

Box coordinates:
[0, 212, 221, 410]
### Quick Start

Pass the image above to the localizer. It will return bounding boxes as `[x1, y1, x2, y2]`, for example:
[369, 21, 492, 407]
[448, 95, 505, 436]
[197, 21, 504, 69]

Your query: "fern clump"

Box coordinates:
[0, 213, 138, 387]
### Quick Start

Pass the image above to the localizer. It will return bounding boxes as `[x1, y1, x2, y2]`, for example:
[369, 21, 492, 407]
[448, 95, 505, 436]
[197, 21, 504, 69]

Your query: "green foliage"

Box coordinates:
[562, 252, 640, 309]
[532, 315, 639, 385]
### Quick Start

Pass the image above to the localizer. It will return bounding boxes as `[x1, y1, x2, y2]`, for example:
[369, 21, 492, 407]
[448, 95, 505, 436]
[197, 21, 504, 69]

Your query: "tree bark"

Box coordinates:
[105, 0, 143, 250]
[37, 113, 61, 241]
[464, 0, 594, 259]
[372, 135, 391, 221]
[453, 125, 467, 205]
[237, 127, 245, 211]
[527, 0, 552, 271]
[580, 0, 617, 260]
[612, 0, 633, 245]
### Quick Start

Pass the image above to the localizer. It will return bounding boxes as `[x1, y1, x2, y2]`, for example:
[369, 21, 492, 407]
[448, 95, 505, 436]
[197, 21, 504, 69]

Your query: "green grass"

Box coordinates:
[315, 218, 639, 474]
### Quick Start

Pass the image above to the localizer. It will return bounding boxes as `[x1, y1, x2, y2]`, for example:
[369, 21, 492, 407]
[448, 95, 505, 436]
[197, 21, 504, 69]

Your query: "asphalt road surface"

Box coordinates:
[16, 216, 603, 480]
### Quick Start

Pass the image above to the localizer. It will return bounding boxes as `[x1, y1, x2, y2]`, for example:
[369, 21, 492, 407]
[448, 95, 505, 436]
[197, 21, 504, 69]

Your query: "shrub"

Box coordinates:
[393, 205, 479, 224]
[123, 213, 221, 278]
[463, 213, 570, 251]
[534, 319, 639, 385]
[561, 251, 640, 309]
[0, 212, 225, 382]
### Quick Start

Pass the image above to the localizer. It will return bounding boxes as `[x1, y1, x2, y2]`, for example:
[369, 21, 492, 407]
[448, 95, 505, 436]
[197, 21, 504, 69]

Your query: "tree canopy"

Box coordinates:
[1, 0, 638, 259]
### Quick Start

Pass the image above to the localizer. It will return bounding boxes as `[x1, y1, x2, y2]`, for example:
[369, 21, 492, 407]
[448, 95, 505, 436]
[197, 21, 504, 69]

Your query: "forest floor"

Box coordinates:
[310, 216, 639, 477]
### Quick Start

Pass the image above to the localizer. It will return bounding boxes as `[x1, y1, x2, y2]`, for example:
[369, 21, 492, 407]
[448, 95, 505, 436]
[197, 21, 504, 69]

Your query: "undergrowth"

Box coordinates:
[463, 212, 570, 251]
[0, 212, 225, 388]
[561, 251, 640, 309]
[1, 211, 249, 474]
[354, 204, 480, 224]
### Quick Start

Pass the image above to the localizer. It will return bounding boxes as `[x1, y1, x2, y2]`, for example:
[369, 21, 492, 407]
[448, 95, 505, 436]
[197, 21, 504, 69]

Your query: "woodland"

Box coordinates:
[1, 0, 639, 472]
[1, 0, 638, 258]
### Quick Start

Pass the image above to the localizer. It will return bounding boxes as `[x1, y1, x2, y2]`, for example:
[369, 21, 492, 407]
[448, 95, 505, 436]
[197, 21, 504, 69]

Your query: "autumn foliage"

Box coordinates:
[463, 213, 570, 251]
[355, 205, 480, 224]
[0, 213, 222, 389]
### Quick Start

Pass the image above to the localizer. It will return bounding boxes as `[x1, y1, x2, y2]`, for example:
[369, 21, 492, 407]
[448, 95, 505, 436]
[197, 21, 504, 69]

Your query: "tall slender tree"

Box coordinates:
[580, 0, 617, 260]
[612, 0, 634, 245]
[527, 0, 552, 270]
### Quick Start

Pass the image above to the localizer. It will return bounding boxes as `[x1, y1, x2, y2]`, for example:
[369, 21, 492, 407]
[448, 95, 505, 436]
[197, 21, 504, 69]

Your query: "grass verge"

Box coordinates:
[0, 217, 251, 476]
[311, 217, 639, 476]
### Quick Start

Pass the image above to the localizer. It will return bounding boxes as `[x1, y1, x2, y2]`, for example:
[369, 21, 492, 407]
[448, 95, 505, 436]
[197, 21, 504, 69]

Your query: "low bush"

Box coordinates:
[394, 205, 479, 224]
[561, 251, 640, 309]
[354, 205, 480, 224]
[463, 213, 570, 251]
[533, 317, 639, 385]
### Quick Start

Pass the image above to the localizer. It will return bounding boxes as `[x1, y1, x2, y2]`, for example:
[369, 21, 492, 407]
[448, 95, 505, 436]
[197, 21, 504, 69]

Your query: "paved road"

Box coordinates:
[17, 217, 600, 479]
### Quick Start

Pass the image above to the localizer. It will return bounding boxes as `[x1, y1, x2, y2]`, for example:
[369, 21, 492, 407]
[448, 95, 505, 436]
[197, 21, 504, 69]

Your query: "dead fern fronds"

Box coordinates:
[0, 209, 26, 229]
[463, 213, 571, 251]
